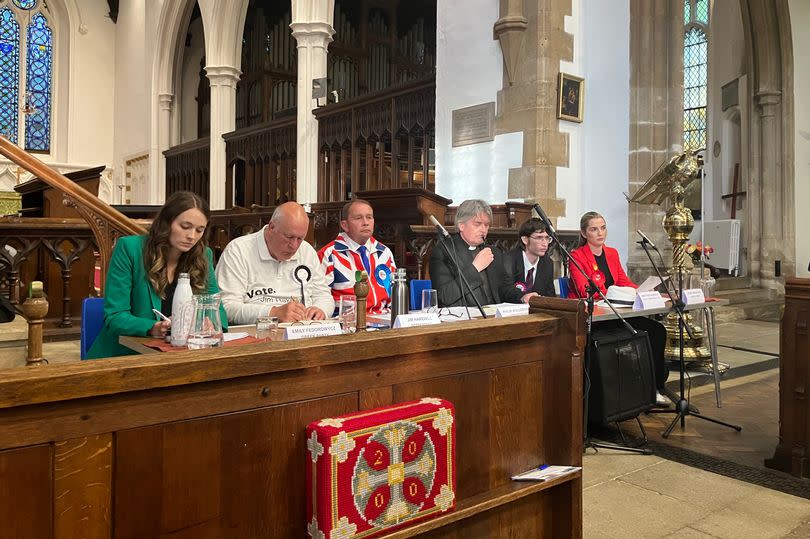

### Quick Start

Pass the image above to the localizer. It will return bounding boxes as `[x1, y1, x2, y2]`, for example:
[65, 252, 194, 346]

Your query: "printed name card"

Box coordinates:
[283, 322, 342, 340]
[495, 304, 530, 318]
[633, 290, 666, 311]
[393, 313, 442, 328]
[681, 288, 706, 305]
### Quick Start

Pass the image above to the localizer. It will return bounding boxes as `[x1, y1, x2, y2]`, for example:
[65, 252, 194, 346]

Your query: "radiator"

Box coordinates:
[703, 219, 741, 275]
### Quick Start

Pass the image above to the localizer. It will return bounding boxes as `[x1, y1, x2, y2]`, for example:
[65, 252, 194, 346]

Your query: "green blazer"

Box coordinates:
[86, 235, 228, 359]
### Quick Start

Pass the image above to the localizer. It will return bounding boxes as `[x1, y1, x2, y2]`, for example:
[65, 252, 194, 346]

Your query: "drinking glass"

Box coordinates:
[421, 289, 438, 312]
[255, 315, 279, 341]
[339, 295, 357, 333]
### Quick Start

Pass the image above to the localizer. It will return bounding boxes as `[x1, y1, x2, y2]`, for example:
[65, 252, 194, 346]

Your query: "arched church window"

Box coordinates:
[0, 0, 52, 152]
[683, 0, 708, 152]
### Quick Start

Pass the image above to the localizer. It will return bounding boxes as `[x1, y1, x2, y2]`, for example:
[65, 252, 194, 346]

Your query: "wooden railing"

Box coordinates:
[223, 117, 296, 208]
[164, 137, 210, 201]
[314, 76, 435, 201]
[0, 137, 146, 293]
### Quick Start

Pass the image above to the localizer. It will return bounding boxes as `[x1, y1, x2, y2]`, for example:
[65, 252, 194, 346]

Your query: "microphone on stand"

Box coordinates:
[636, 229, 657, 249]
[532, 203, 556, 234]
[428, 214, 450, 238]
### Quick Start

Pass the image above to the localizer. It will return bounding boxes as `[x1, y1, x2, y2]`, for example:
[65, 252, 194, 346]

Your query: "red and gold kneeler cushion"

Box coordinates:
[306, 397, 456, 539]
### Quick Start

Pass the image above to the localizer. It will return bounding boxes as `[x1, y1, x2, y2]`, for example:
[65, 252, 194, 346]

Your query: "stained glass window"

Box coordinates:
[24, 12, 50, 151]
[0, 3, 52, 152]
[12, 0, 37, 10]
[683, 0, 708, 152]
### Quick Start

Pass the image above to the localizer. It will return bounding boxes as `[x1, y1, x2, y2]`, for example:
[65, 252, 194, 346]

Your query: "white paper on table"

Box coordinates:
[223, 332, 249, 342]
[637, 275, 670, 293]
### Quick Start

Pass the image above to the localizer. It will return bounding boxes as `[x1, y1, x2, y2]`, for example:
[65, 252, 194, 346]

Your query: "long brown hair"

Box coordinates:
[144, 191, 211, 298]
[578, 211, 604, 247]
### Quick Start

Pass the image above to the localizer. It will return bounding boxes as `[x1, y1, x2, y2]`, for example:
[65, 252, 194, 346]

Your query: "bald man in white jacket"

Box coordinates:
[215, 202, 334, 325]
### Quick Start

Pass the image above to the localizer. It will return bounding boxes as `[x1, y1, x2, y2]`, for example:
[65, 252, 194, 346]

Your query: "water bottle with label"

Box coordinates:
[390, 268, 409, 326]
[170, 273, 193, 346]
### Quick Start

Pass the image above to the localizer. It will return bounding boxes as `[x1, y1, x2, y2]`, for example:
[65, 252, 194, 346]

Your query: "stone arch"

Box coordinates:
[738, 0, 794, 290]
[149, 0, 200, 203]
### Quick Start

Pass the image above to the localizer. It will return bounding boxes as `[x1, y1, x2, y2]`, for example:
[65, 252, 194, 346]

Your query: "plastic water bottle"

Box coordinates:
[390, 268, 409, 326]
[170, 273, 193, 346]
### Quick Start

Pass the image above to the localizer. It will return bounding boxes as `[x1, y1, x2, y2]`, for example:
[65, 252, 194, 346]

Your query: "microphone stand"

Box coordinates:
[534, 207, 649, 455]
[435, 233, 488, 319]
[639, 238, 741, 437]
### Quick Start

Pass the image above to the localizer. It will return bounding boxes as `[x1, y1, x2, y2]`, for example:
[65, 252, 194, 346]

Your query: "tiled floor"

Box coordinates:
[4, 317, 809, 537]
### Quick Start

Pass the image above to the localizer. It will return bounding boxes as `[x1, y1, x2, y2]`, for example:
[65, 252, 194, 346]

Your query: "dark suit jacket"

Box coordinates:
[429, 233, 523, 307]
[503, 248, 556, 298]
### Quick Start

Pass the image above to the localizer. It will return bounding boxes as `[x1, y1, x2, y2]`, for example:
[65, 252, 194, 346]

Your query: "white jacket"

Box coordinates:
[215, 226, 335, 325]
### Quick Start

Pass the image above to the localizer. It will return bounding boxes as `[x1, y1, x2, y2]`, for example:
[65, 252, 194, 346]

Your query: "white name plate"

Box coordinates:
[633, 291, 666, 310]
[681, 288, 706, 305]
[283, 322, 342, 340]
[495, 304, 530, 318]
[393, 313, 442, 328]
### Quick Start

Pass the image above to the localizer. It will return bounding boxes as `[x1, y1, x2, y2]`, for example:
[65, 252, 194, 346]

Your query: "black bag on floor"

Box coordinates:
[588, 325, 656, 424]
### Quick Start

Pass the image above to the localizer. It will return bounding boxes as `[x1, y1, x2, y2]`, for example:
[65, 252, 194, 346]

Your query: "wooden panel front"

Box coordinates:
[114, 394, 356, 538]
[0, 314, 583, 538]
[0, 444, 52, 539]
[767, 278, 810, 477]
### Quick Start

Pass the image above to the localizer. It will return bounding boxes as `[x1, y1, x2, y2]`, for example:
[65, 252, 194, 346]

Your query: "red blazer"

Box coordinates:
[568, 244, 636, 298]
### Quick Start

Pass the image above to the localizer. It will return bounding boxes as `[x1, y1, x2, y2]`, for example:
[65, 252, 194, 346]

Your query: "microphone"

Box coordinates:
[532, 203, 556, 234]
[428, 214, 450, 238]
[636, 229, 656, 249]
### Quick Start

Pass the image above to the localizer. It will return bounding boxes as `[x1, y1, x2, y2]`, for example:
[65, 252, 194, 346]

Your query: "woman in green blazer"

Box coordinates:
[86, 192, 227, 359]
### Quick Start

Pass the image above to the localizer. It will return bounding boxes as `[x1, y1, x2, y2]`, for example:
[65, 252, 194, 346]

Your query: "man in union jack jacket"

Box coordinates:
[318, 199, 397, 315]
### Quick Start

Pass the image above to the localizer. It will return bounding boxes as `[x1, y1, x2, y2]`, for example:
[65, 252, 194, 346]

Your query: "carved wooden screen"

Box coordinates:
[315, 78, 435, 202]
[328, 0, 436, 102]
[224, 117, 296, 209]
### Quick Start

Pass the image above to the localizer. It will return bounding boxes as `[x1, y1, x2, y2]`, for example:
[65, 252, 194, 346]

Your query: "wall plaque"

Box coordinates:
[452, 102, 495, 147]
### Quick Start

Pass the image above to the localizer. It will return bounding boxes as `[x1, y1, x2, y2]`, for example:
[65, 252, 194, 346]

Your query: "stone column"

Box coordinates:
[290, 21, 335, 205]
[205, 65, 241, 210]
[626, 0, 684, 282]
[156, 92, 174, 204]
[496, 0, 570, 224]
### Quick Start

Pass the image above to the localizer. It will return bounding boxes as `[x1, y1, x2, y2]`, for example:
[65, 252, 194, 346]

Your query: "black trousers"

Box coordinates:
[594, 316, 668, 391]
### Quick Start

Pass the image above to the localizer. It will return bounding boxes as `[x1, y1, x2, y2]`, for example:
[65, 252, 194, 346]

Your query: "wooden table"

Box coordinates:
[119, 324, 258, 354]
[0, 310, 585, 538]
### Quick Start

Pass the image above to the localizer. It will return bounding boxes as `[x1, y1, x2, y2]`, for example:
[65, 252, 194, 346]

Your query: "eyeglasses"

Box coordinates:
[423, 306, 464, 318]
[529, 235, 553, 244]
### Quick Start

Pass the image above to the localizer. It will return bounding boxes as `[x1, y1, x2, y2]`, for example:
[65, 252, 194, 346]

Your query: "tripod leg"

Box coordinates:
[662, 412, 684, 438]
[690, 412, 742, 431]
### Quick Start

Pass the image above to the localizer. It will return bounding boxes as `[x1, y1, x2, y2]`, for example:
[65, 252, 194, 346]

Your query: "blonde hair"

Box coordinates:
[578, 211, 604, 247]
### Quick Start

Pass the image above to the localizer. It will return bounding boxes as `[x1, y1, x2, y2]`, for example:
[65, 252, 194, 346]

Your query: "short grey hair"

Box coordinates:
[454, 199, 492, 226]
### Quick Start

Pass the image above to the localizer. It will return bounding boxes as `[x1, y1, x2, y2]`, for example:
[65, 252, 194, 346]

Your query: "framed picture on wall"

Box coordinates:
[557, 73, 584, 123]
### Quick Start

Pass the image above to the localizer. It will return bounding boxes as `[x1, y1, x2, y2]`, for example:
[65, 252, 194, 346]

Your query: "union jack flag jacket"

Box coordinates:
[317, 232, 397, 314]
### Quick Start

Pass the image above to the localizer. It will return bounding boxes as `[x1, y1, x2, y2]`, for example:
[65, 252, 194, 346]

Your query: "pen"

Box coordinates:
[538, 464, 549, 470]
[152, 309, 171, 322]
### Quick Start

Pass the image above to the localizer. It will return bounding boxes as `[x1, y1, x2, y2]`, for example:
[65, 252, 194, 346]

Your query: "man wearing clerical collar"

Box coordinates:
[318, 199, 397, 314]
[503, 218, 557, 298]
[216, 201, 334, 324]
[429, 199, 537, 307]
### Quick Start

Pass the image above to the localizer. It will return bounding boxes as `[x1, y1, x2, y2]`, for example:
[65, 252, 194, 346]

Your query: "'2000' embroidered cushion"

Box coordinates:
[306, 397, 456, 538]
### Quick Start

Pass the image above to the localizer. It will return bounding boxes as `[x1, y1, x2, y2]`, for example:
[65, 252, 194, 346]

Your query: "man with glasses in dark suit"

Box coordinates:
[503, 218, 557, 298]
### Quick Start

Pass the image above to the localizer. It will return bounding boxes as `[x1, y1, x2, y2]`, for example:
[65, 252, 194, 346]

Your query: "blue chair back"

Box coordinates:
[409, 279, 432, 311]
[555, 277, 571, 299]
[80, 297, 105, 359]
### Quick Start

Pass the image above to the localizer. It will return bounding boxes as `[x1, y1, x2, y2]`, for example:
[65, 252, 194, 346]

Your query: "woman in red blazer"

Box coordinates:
[568, 211, 636, 298]
[569, 211, 671, 405]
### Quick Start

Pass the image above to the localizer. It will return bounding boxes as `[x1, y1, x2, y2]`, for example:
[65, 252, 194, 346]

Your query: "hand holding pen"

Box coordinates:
[150, 309, 172, 337]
